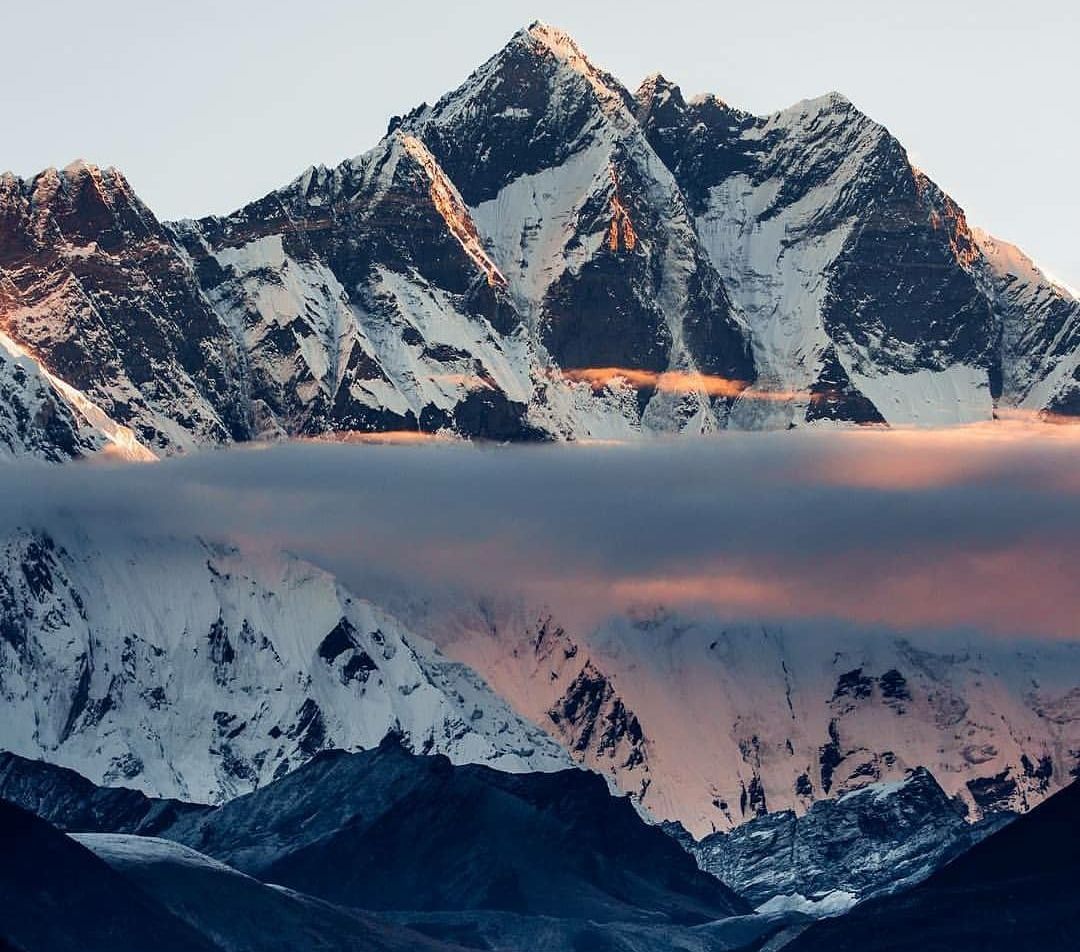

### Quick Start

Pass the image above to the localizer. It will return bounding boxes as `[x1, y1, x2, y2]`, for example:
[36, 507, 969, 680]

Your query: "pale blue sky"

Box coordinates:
[3, 0, 1077, 288]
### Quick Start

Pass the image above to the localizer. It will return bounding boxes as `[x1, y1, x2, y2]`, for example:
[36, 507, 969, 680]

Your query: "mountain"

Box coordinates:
[0, 738, 751, 925]
[176, 737, 750, 923]
[0, 752, 800, 952]
[682, 767, 1014, 911]
[0, 524, 570, 803]
[415, 603, 1080, 834]
[1, 24, 1078, 459]
[781, 778, 1080, 951]
[0, 798, 219, 952]
[3, 515, 1077, 839]
[973, 229, 1080, 417]
[0, 751, 1009, 922]
[378, 909, 804, 952]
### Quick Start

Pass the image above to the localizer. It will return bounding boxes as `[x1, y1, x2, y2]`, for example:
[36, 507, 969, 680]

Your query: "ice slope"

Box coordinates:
[0, 799, 219, 952]
[0, 329, 154, 461]
[0, 525, 570, 803]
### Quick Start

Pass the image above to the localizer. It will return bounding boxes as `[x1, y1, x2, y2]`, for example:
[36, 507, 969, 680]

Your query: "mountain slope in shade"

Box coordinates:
[381, 908, 804, 952]
[71, 832, 467, 952]
[0, 799, 219, 952]
[0, 739, 751, 925]
[419, 604, 1080, 834]
[2, 24, 1078, 458]
[635, 80, 1006, 427]
[0, 525, 570, 803]
[174, 737, 751, 923]
[683, 767, 1014, 910]
[782, 778, 1080, 952]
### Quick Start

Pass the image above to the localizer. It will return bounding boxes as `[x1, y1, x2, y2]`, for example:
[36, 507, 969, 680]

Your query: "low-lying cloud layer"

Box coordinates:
[2, 424, 1078, 639]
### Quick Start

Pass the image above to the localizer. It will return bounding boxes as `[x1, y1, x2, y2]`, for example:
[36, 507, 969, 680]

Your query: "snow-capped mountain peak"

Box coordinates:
[1, 24, 1078, 460]
[520, 20, 636, 116]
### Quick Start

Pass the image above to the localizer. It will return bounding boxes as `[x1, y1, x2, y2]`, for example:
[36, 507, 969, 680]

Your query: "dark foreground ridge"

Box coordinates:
[0, 737, 749, 924]
[0, 798, 218, 952]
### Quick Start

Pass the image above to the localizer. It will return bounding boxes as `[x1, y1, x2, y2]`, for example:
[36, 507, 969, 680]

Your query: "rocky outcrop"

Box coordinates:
[684, 767, 1013, 909]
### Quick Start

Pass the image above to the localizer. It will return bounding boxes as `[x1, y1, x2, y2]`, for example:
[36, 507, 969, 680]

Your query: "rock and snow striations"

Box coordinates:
[417, 603, 1080, 836]
[0, 526, 570, 803]
[1, 23, 1078, 458]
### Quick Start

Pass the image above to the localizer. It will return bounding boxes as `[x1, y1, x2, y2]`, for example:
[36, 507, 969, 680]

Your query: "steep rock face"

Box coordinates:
[408, 25, 756, 425]
[974, 228, 1080, 417]
[783, 779, 1080, 952]
[398, 604, 654, 801]
[636, 78, 1014, 428]
[0, 164, 250, 454]
[0, 526, 570, 802]
[172, 133, 546, 442]
[687, 767, 1012, 909]
[422, 606, 1080, 835]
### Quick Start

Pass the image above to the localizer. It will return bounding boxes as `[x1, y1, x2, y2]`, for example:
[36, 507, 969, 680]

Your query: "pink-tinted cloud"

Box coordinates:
[1, 424, 1077, 641]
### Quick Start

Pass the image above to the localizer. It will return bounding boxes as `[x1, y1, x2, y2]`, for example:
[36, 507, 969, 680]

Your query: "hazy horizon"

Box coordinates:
[2, 0, 1077, 291]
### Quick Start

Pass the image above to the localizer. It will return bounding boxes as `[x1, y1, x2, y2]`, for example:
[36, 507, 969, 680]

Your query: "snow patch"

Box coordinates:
[755, 890, 857, 917]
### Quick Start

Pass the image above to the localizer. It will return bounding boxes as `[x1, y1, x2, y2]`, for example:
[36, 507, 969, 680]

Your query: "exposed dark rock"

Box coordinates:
[783, 779, 1080, 951]
[966, 768, 1019, 812]
[549, 662, 647, 770]
[318, 619, 359, 664]
[879, 668, 912, 701]
[831, 668, 874, 702]
[685, 767, 1009, 908]
[819, 720, 843, 794]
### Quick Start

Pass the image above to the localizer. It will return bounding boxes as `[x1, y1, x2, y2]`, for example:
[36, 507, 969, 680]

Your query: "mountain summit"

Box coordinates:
[2, 26, 1078, 458]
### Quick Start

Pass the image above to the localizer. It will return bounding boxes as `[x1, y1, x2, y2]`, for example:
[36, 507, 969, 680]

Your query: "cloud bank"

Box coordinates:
[1, 424, 1078, 639]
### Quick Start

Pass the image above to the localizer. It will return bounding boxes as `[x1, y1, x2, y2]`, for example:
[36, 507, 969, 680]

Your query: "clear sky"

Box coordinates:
[3, 0, 1077, 288]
